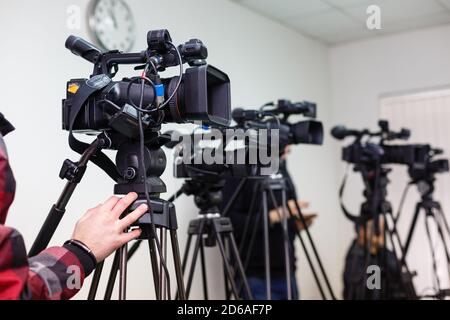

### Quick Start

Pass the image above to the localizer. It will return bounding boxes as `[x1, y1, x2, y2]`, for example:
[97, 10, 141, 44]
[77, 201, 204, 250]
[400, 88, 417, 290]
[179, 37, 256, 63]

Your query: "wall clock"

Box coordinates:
[88, 0, 136, 52]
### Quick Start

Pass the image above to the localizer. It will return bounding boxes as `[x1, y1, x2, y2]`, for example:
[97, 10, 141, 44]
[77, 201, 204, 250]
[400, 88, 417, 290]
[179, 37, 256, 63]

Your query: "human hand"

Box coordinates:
[357, 217, 385, 254]
[294, 213, 318, 231]
[71, 192, 147, 262]
[269, 199, 310, 224]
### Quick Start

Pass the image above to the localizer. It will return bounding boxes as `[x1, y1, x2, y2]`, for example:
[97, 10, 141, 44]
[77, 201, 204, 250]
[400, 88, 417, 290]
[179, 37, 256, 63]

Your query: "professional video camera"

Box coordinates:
[171, 99, 324, 179]
[232, 99, 324, 151]
[31, 29, 232, 300]
[63, 29, 231, 140]
[331, 120, 414, 225]
[407, 148, 449, 182]
[332, 121, 422, 300]
[332, 120, 416, 165]
[58, 28, 233, 217]
[332, 121, 449, 176]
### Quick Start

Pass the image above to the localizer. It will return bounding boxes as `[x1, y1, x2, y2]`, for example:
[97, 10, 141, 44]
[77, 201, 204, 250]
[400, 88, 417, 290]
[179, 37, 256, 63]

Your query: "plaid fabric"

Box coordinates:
[0, 133, 15, 225]
[0, 226, 86, 299]
[0, 119, 86, 300]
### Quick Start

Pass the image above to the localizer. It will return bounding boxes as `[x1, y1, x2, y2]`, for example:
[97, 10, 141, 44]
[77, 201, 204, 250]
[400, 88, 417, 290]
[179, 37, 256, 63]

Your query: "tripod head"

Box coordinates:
[112, 133, 178, 238]
[114, 133, 169, 196]
[180, 176, 225, 215]
[179, 176, 228, 247]
[357, 163, 393, 230]
[333, 121, 418, 225]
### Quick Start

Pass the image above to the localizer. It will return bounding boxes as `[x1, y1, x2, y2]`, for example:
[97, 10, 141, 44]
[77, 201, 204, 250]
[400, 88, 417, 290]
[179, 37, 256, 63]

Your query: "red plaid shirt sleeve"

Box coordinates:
[0, 225, 86, 300]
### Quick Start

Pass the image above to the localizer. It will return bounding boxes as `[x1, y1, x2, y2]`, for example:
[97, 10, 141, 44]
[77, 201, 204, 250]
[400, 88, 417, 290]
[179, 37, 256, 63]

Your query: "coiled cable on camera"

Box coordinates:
[130, 41, 184, 299]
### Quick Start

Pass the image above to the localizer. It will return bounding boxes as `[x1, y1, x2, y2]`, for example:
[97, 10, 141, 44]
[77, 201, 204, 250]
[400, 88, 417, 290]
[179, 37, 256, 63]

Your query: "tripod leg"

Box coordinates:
[104, 240, 143, 301]
[221, 178, 247, 217]
[103, 241, 142, 300]
[126, 239, 142, 261]
[242, 207, 262, 272]
[147, 229, 161, 300]
[360, 222, 373, 300]
[176, 233, 193, 300]
[404, 202, 422, 259]
[159, 228, 168, 300]
[262, 190, 271, 300]
[119, 244, 127, 300]
[222, 236, 230, 300]
[104, 250, 120, 300]
[215, 178, 252, 299]
[235, 211, 261, 298]
[425, 215, 441, 290]
[286, 204, 326, 300]
[293, 200, 335, 299]
[346, 246, 356, 300]
[228, 232, 253, 300]
[87, 261, 104, 300]
[223, 264, 230, 300]
[238, 185, 259, 253]
[385, 211, 408, 262]
[381, 216, 388, 300]
[170, 230, 186, 300]
[433, 210, 450, 285]
[199, 235, 209, 300]
[267, 188, 292, 300]
[385, 212, 417, 299]
[435, 206, 450, 267]
[213, 228, 240, 299]
[181, 234, 193, 274]
[186, 219, 205, 298]
[437, 203, 450, 237]
[237, 194, 261, 274]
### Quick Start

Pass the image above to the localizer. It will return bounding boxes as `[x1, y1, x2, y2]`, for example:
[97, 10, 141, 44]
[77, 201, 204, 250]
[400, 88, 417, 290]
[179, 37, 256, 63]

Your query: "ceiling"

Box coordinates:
[230, 0, 450, 45]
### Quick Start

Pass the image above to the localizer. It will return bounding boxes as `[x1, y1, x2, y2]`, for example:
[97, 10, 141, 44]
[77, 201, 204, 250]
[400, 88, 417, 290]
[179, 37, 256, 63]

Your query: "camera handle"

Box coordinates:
[28, 134, 111, 257]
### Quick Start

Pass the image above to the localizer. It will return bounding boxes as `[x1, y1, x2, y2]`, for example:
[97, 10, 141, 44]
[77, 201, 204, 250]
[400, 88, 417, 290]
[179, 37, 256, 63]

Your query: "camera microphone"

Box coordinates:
[65, 35, 102, 63]
[331, 125, 360, 140]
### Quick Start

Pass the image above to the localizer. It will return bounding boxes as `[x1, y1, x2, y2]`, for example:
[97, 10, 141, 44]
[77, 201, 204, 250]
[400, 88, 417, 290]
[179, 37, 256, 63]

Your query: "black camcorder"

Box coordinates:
[170, 129, 261, 179]
[407, 150, 449, 182]
[332, 121, 449, 173]
[169, 99, 325, 179]
[62, 29, 231, 139]
[232, 99, 324, 151]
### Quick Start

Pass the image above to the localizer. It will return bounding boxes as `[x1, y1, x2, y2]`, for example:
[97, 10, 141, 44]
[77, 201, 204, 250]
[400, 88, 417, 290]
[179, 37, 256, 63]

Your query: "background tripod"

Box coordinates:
[341, 164, 417, 300]
[117, 177, 253, 300]
[29, 135, 186, 300]
[178, 178, 253, 300]
[398, 176, 450, 298]
[223, 173, 336, 300]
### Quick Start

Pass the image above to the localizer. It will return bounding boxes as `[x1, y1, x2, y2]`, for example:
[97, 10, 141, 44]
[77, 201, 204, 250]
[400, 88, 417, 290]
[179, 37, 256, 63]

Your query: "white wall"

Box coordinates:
[329, 24, 450, 294]
[0, 0, 340, 299]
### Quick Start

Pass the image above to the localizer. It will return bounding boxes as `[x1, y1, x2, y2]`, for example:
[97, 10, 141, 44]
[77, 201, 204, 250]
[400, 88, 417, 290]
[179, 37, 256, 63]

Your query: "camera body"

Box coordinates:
[342, 142, 434, 167]
[408, 157, 449, 182]
[333, 121, 449, 178]
[171, 130, 261, 179]
[62, 30, 231, 140]
[232, 99, 324, 153]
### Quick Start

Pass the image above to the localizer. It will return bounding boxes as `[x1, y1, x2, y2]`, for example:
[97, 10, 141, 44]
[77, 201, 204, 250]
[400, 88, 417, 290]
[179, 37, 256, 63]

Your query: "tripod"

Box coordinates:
[399, 177, 450, 298]
[177, 178, 252, 300]
[29, 135, 186, 300]
[223, 173, 336, 300]
[342, 164, 416, 300]
[107, 176, 253, 300]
